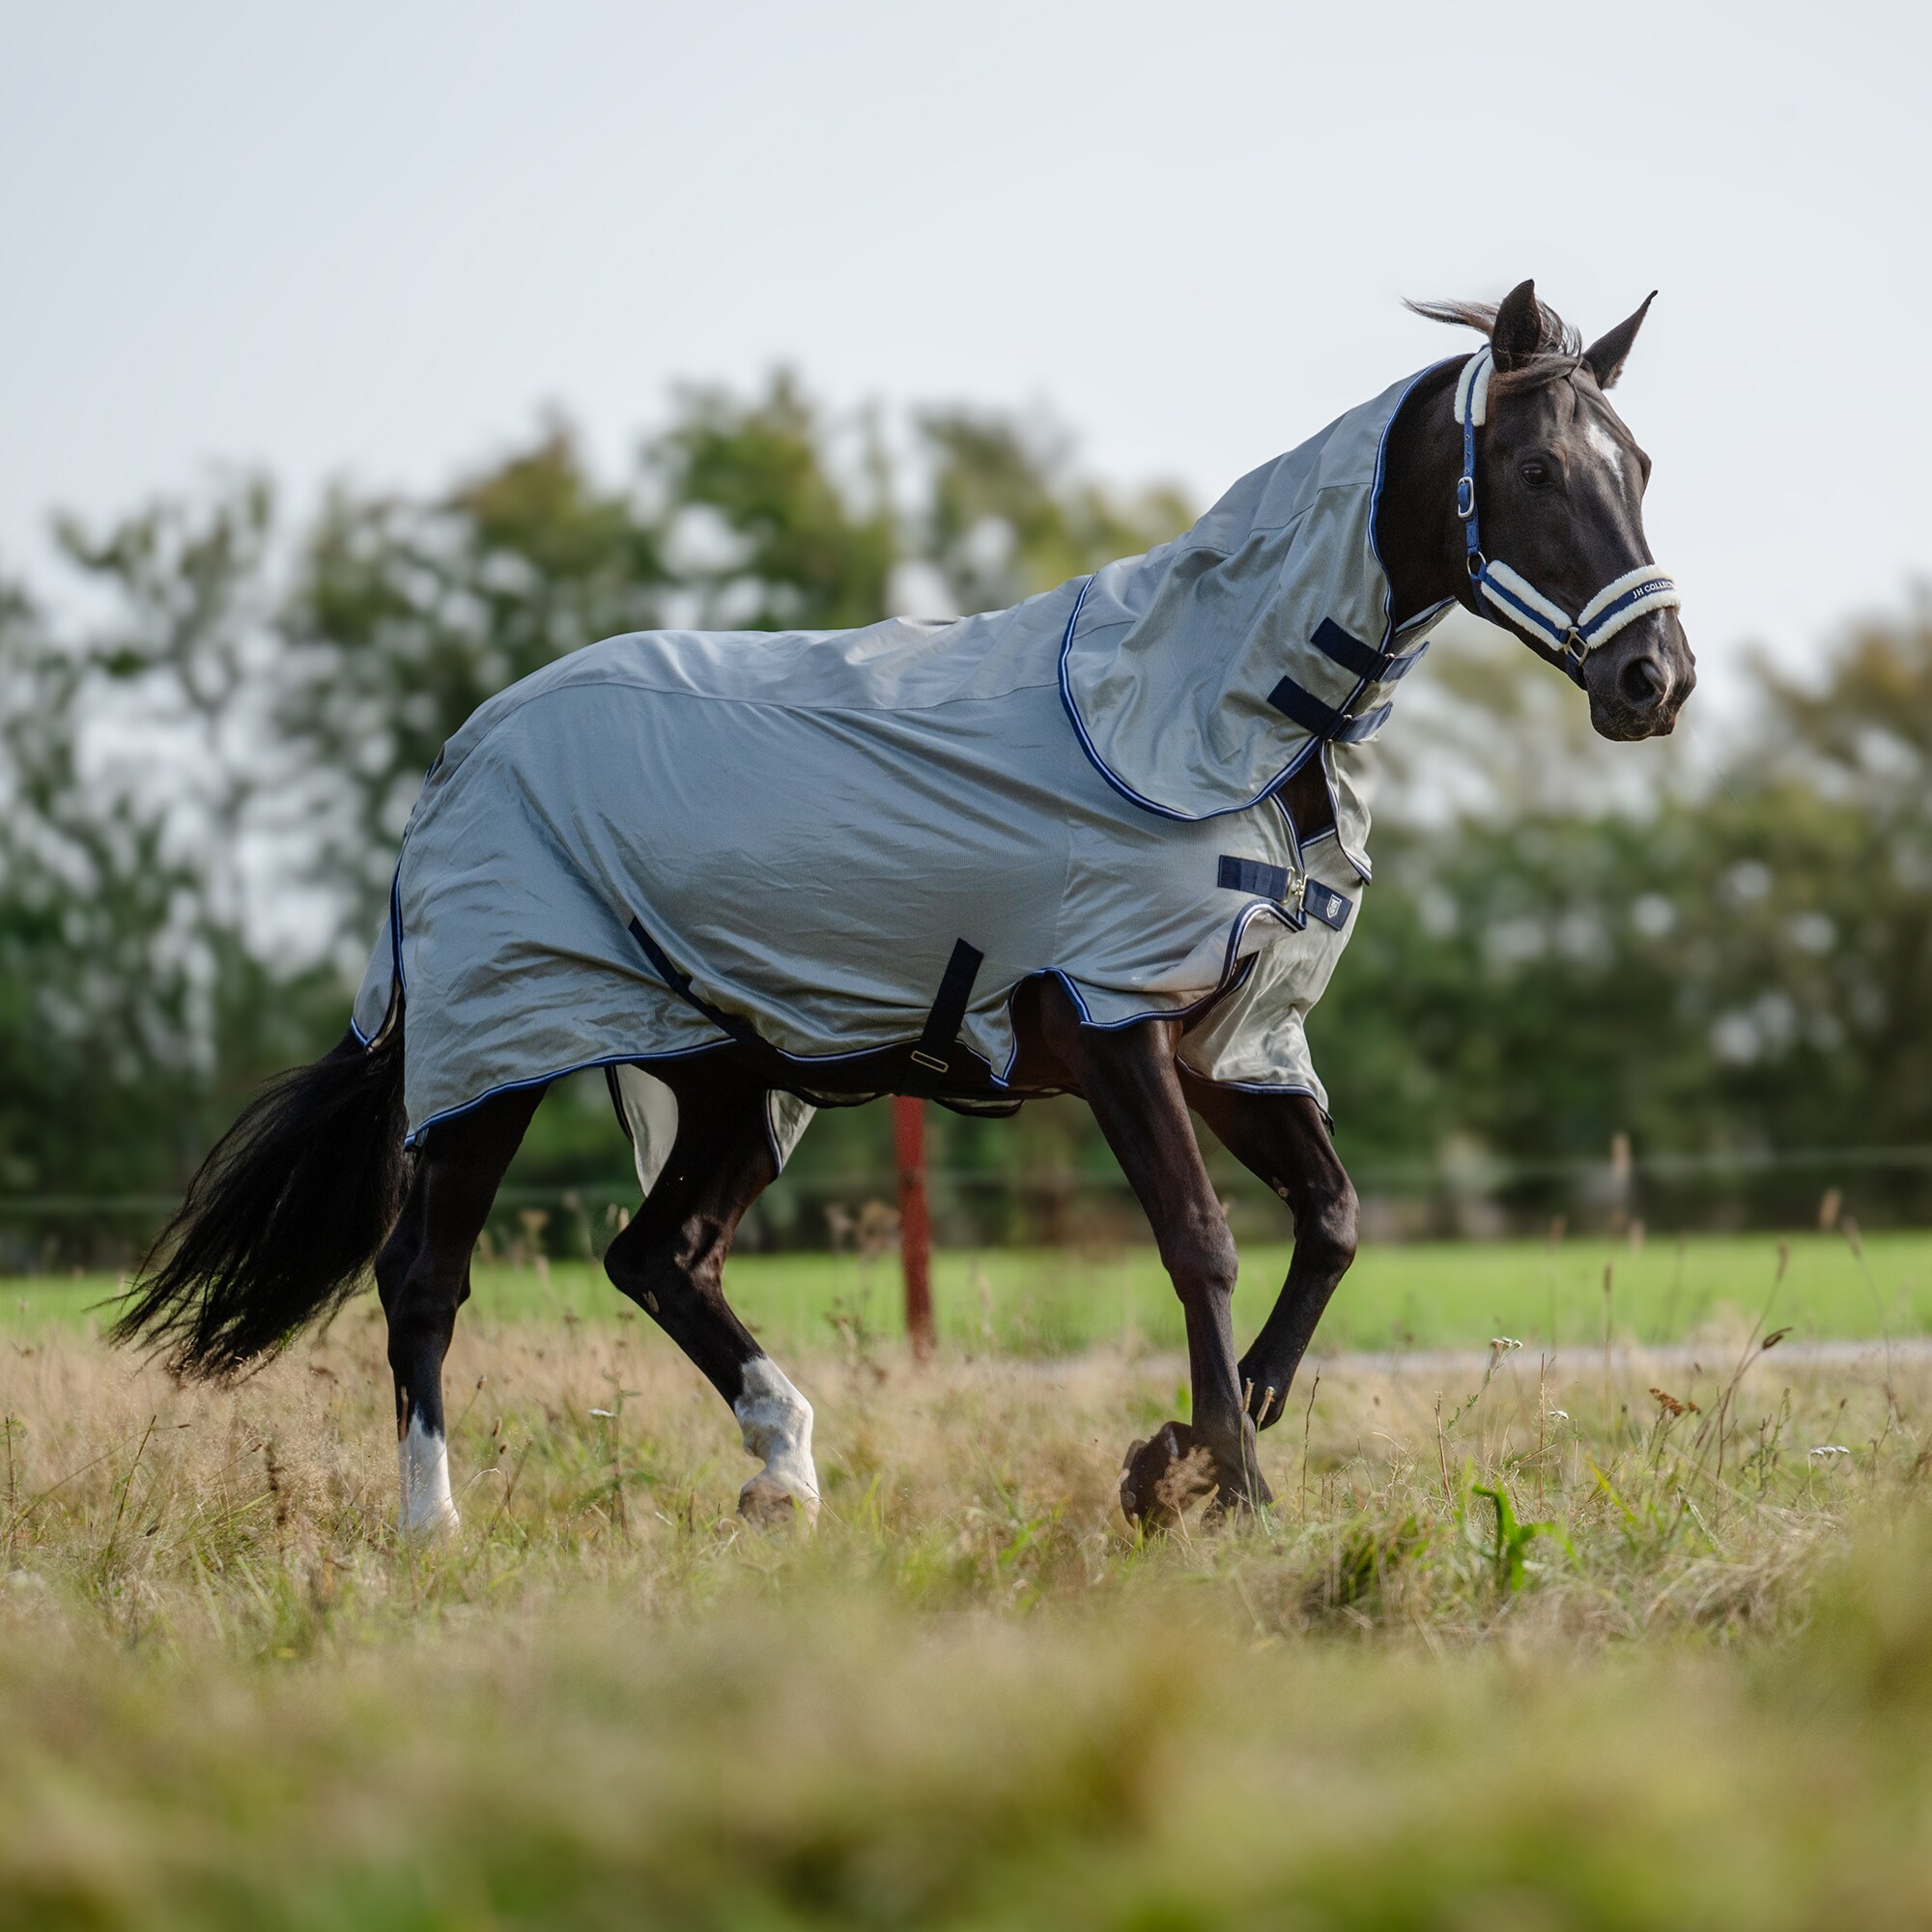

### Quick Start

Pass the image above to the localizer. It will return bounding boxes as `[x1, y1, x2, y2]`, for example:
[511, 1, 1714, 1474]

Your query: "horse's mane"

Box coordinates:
[1404, 295, 1582, 391]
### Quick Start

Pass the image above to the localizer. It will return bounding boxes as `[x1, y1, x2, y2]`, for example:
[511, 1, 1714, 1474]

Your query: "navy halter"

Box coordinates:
[1455, 346, 1680, 687]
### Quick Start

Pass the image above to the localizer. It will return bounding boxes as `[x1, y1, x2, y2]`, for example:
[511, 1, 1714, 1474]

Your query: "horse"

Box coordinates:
[114, 279, 1694, 1534]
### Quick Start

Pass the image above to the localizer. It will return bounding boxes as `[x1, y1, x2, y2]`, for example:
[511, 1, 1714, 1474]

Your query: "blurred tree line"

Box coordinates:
[2, 373, 1929, 1262]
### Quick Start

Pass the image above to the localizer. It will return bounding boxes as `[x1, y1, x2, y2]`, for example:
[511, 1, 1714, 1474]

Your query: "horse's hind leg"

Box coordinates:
[603, 1070, 818, 1523]
[376, 1084, 545, 1537]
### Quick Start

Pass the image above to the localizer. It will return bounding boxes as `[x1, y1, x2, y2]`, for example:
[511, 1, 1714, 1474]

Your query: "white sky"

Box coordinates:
[4, 0, 1928, 696]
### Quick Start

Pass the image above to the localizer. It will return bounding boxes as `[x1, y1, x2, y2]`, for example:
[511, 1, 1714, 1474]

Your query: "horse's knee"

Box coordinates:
[1159, 1209, 1238, 1302]
[1298, 1176, 1359, 1274]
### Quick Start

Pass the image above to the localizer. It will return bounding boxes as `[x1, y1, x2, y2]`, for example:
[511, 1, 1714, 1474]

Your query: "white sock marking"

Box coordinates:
[733, 1356, 819, 1520]
[399, 1411, 459, 1537]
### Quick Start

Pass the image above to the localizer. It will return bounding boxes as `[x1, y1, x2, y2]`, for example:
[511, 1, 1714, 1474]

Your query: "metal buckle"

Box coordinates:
[1562, 629, 1589, 667]
[909, 1049, 948, 1072]
[1455, 475, 1476, 521]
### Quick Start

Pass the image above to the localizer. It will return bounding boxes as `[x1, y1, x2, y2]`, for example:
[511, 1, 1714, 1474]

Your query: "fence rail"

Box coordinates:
[12, 1139, 1932, 1218]
[5, 1140, 1932, 1272]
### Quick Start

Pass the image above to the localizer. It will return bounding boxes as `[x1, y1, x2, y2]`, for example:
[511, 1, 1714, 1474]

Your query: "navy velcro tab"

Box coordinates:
[1267, 676, 1393, 744]
[1311, 618, 1390, 682]
[1311, 617, 1429, 687]
[1217, 854, 1292, 900]
[1303, 881, 1352, 930]
[1266, 675, 1346, 738]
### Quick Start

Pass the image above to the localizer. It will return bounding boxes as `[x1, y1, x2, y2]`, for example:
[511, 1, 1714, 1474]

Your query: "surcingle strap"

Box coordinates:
[1310, 618, 1429, 687]
[1266, 675, 1393, 745]
[910, 939, 984, 1073]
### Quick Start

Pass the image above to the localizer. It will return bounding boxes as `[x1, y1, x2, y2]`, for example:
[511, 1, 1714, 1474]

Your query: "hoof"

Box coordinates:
[399, 1502, 461, 1543]
[1203, 1475, 1274, 1525]
[738, 1473, 817, 1529]
[1120, 1421, 1216, 1532]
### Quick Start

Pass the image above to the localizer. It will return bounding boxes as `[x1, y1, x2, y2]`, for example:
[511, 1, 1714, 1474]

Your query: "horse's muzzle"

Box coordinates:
[1587, 612, 1695, 741]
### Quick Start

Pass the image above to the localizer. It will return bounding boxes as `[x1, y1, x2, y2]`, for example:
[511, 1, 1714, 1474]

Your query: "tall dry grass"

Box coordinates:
[4, 1306, 1931, 1925]
[1, 1302, 1916, 1647]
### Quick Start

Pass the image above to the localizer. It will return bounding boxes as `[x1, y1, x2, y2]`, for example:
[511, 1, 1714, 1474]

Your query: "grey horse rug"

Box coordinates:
[355, 364, 1456, 1158]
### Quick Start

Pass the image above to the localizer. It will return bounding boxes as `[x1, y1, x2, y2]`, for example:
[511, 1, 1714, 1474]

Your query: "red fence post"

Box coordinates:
[893, 1095, 934, 1357]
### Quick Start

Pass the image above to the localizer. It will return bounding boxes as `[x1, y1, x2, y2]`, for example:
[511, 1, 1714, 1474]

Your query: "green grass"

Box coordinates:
[14, 1229, 1932, 1355]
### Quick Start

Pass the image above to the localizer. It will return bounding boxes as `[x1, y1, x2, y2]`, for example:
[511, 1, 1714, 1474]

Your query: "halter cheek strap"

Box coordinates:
[1455, 345, 1681, 686]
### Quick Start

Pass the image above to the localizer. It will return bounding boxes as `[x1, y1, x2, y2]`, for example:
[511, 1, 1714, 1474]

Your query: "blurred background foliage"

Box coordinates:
[2, 372, 1929, 1263]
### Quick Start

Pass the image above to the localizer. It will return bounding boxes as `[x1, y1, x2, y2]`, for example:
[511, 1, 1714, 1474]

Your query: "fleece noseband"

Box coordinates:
[1455, 346, 1680, 686]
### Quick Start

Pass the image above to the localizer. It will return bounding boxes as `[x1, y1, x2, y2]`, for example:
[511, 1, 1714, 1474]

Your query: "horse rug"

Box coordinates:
[355, 365, 1455, 1158]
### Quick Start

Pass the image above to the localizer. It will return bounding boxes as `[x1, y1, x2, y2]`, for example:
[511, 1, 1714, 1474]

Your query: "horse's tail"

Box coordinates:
[111, 1025, 411, 1379]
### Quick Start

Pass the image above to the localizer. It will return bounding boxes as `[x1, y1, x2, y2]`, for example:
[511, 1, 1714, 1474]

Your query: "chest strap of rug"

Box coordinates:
[1266, 675, 1392, 745]
[1310, 617, 1430, 687]
[1217, 857, 1352, 931]
[910, 939, 984, 1073]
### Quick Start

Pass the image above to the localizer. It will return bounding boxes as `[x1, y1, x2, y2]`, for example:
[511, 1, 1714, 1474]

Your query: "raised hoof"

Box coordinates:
[737, 1473, 817, 1529]
[1120, 1421, 1217, 1532]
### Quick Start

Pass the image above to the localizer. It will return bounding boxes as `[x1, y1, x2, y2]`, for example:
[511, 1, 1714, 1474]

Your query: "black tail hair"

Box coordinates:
[112, 1026, 410, 1379]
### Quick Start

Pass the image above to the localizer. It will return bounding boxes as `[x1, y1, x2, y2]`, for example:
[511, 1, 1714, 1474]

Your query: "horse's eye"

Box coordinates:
[1519, 461, 1551, 490]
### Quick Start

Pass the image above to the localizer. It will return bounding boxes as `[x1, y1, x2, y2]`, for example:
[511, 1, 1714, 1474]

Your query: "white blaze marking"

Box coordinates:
[399, 1411, 459, 1537]
[1581, 417, 1628, 489]
[734, 1356, 819, 1520]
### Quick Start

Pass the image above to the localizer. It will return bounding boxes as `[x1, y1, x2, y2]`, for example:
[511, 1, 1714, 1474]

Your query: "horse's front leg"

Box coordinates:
[1183, 1080, 1358, 1432]
[1037, 985, 1266, 1522]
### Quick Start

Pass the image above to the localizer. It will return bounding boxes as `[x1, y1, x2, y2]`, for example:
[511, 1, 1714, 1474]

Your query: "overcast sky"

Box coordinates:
[4, 0, 1927, 695]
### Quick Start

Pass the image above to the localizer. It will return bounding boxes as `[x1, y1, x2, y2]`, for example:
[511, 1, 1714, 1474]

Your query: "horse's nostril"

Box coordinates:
[1620, 655, 1666, 708]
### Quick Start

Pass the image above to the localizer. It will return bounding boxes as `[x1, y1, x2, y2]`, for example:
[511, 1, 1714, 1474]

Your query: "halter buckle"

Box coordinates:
[1561, 630, 1589, 668]
[1455, 475, 1476, 521]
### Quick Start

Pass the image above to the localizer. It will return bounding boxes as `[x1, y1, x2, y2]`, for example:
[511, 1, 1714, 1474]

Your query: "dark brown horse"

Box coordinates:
[115, 280, 1693, 1534]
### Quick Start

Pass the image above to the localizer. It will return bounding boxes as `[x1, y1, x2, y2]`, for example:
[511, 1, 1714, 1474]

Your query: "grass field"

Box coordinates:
[7, 1236, 1932, 1925]
[11, 1227, 1932, 1356]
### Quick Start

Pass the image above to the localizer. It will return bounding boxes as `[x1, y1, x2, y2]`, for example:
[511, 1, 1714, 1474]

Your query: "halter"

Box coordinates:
[1455, 346, 1680, 687]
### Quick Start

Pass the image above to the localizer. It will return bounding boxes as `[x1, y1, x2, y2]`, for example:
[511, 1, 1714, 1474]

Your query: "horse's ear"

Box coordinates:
[1582, 293, 1657, 391]
[1491, 279, 1544, 371]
